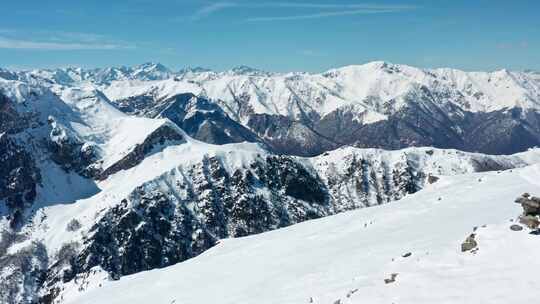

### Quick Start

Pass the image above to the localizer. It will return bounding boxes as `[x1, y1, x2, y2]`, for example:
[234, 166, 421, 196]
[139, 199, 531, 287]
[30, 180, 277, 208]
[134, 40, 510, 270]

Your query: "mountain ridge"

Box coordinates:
[2, 61, 540, 303]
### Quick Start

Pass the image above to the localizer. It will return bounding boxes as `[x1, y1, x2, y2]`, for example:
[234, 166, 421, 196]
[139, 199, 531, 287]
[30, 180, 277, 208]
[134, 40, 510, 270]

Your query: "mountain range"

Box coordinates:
[7, 61, 540, 156]
[1, 62, 540, 303]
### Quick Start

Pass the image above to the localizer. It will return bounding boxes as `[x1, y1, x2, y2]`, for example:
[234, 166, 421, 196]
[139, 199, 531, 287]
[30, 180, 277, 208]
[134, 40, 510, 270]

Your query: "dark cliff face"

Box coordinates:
[0, 93, 26, 134]
[245, 88, 540, 156]
[63, 155, 331, 282]
[109, 86, 540, 157]
[0, 135, 41, 228]
[46, 118, 99, 179]
[112, 93, 263, 146]
[159, 94, 262, 145]
[247, 113, 339, 156]
[0, 93, 41, 228]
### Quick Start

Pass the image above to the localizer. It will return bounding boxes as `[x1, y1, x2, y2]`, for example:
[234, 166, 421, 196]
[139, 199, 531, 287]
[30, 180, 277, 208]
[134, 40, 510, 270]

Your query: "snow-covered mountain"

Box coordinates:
[7, 62, 174, 86]
[57, 163, 540, 304]
[50, 61, 540, 155]
[2, 62, 540, 303]
[4, 62, 540, 156]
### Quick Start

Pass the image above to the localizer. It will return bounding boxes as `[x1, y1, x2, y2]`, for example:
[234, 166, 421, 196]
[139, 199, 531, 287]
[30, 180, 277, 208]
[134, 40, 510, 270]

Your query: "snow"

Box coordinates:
[52, 85, 188, 169]
[59, 163, 540, 304]
[310, 146, 540, 176]
[8, 61, 540, 130]
[102, 78, 202, 102]
[3, 61, 540, 303]
[23, 138, 267, 254]
[18, 137, 540, 258]
[87, 61, 540, 128]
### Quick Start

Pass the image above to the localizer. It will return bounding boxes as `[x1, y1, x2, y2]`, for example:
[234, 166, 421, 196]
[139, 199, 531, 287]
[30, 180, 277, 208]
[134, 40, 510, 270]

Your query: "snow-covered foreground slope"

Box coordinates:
[62, 164, 540, 304]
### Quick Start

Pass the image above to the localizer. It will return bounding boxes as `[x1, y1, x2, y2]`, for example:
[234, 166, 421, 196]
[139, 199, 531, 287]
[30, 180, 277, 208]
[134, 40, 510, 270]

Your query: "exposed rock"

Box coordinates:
[384, 273, 399, 284]
[0, 93, 29, 134]
[402, 252, 412, 258]
[47, 116, 98, 178]
[427, 175, 440, 184]
[246, 95, 540, 156]
[514, 193, 540, 230]
[461, 234, 478, 252]
[346, 288, 359, 298]
[510, 224, 523, 231]
[0, 236, 48, 304]
[66, 219, 82, 232]
[0, 134, 41, 228]
[519, 215, 540, 230]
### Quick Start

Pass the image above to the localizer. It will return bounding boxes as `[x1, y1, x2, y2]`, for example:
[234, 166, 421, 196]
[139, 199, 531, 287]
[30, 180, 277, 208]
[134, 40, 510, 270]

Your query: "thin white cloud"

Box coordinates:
[245, 8, 403, 22]
[0, 29, 135, 50]
[0, 37, 133, 50]
[255, 3, 415, 9]
[48, 31, 106, 43]
[191, 2, 238, 20]
[190, 1, 416, 21]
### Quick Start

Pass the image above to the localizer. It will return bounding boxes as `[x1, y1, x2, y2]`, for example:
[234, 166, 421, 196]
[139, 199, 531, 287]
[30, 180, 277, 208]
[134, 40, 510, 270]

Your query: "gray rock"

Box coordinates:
[384, 273, 399, 284]
[461, 234, 478, 252]
[510, 224, 523, 231]
[427, 175, 440, 184]
[519, 215, 540, 230]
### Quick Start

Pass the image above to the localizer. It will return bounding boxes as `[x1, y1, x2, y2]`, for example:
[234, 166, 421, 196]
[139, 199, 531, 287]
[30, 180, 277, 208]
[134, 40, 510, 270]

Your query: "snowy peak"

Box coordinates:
[131, 62, 173, 81]
[3, 61, 540, 156]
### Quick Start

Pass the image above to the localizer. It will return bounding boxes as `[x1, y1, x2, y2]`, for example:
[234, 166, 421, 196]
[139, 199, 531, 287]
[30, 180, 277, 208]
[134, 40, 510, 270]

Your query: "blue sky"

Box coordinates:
[1, 0, 538, 72]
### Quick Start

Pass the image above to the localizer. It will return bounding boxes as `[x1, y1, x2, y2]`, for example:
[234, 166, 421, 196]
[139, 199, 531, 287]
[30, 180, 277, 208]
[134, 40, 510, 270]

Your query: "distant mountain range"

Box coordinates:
[5, 61, 540, 155]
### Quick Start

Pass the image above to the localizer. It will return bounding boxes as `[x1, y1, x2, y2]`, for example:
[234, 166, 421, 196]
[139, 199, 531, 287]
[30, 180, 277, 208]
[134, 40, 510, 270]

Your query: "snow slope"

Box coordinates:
[51, 85, 183, 169]
[0, 78, 187, 173]
[60, 163, 540, 304]
[19, 143, 540, 257]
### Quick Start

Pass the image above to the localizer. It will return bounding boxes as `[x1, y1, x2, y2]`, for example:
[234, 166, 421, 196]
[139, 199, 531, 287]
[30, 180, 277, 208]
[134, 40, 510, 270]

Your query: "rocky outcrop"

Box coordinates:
[461, 233, 478, 252]
[515, 193, 540, 230]
[47, 116, 98, 178]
